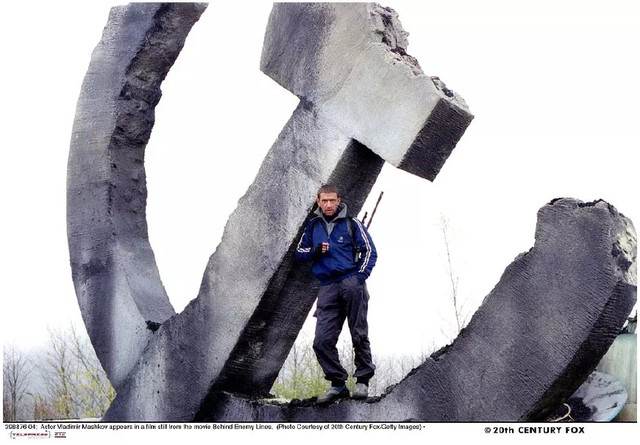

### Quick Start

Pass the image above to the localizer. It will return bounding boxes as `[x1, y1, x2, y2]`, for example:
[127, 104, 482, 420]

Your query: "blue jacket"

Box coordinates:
[295, 204, 377, 285]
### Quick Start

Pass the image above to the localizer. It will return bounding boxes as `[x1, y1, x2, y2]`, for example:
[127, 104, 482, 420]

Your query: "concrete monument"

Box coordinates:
[67, 3, 635, 422]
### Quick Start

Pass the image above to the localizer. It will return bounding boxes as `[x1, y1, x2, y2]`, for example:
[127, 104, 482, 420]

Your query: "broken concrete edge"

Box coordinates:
[67, 3, 208, 388]
[353, 3, 474, 179]
[260, 2, 472, 181]
[368, 2, 472, 110]
[371, 3, 472, 110]
[546, 198, 637, 285]
[368, 3, 422, 76]
[368, 2, 473, 120]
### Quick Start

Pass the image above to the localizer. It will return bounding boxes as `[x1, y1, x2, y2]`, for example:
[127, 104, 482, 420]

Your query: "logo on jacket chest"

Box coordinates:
[337, 236, 344, 243]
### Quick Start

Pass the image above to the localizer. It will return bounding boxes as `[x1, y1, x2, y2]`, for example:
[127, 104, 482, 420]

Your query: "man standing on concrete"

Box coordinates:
[296, 185, 377, 403]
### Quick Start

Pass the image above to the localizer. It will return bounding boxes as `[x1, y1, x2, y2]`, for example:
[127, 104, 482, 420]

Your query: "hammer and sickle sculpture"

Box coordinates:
[67, 3, 636, 421]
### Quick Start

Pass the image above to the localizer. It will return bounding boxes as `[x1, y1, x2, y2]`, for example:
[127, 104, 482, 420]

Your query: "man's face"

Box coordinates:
[317, 192, 341, 217]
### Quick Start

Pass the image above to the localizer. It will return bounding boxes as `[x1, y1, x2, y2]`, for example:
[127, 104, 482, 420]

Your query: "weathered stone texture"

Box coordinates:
[202, 199, 636, 422]
[66, 3, 207, 388]
[261, 3, 472, 180]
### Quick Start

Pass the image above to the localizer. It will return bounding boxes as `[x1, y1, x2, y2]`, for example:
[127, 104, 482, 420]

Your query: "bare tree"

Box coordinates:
[3, 344, 34, 421]
[35, 325, 114, 420]
[272, 334, 326, 400]
[68, 325, 115, 417]
[440, 214, 469, 335]
[39, 327, 76, 419]
[368, 345, 436, 397]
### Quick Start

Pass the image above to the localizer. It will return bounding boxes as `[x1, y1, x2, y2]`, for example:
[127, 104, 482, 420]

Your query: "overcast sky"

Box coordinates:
[2, 0, 638, 428]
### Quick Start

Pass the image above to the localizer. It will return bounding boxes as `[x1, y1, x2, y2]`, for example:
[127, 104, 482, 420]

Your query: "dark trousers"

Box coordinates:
[313, 275, 375, 384]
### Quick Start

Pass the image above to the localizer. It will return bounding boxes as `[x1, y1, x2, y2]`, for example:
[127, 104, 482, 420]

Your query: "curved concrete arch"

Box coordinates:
[67, 3, 208, 388]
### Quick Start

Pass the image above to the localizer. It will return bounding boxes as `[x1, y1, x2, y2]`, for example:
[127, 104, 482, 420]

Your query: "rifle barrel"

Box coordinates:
[366, 191, 384, 229]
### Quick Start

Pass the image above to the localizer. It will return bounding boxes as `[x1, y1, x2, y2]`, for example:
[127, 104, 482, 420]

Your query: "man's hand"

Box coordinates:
[313, 242, 330, 259]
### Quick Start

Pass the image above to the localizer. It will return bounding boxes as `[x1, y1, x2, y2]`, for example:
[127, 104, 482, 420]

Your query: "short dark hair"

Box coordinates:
[317, 184, 341, 198]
